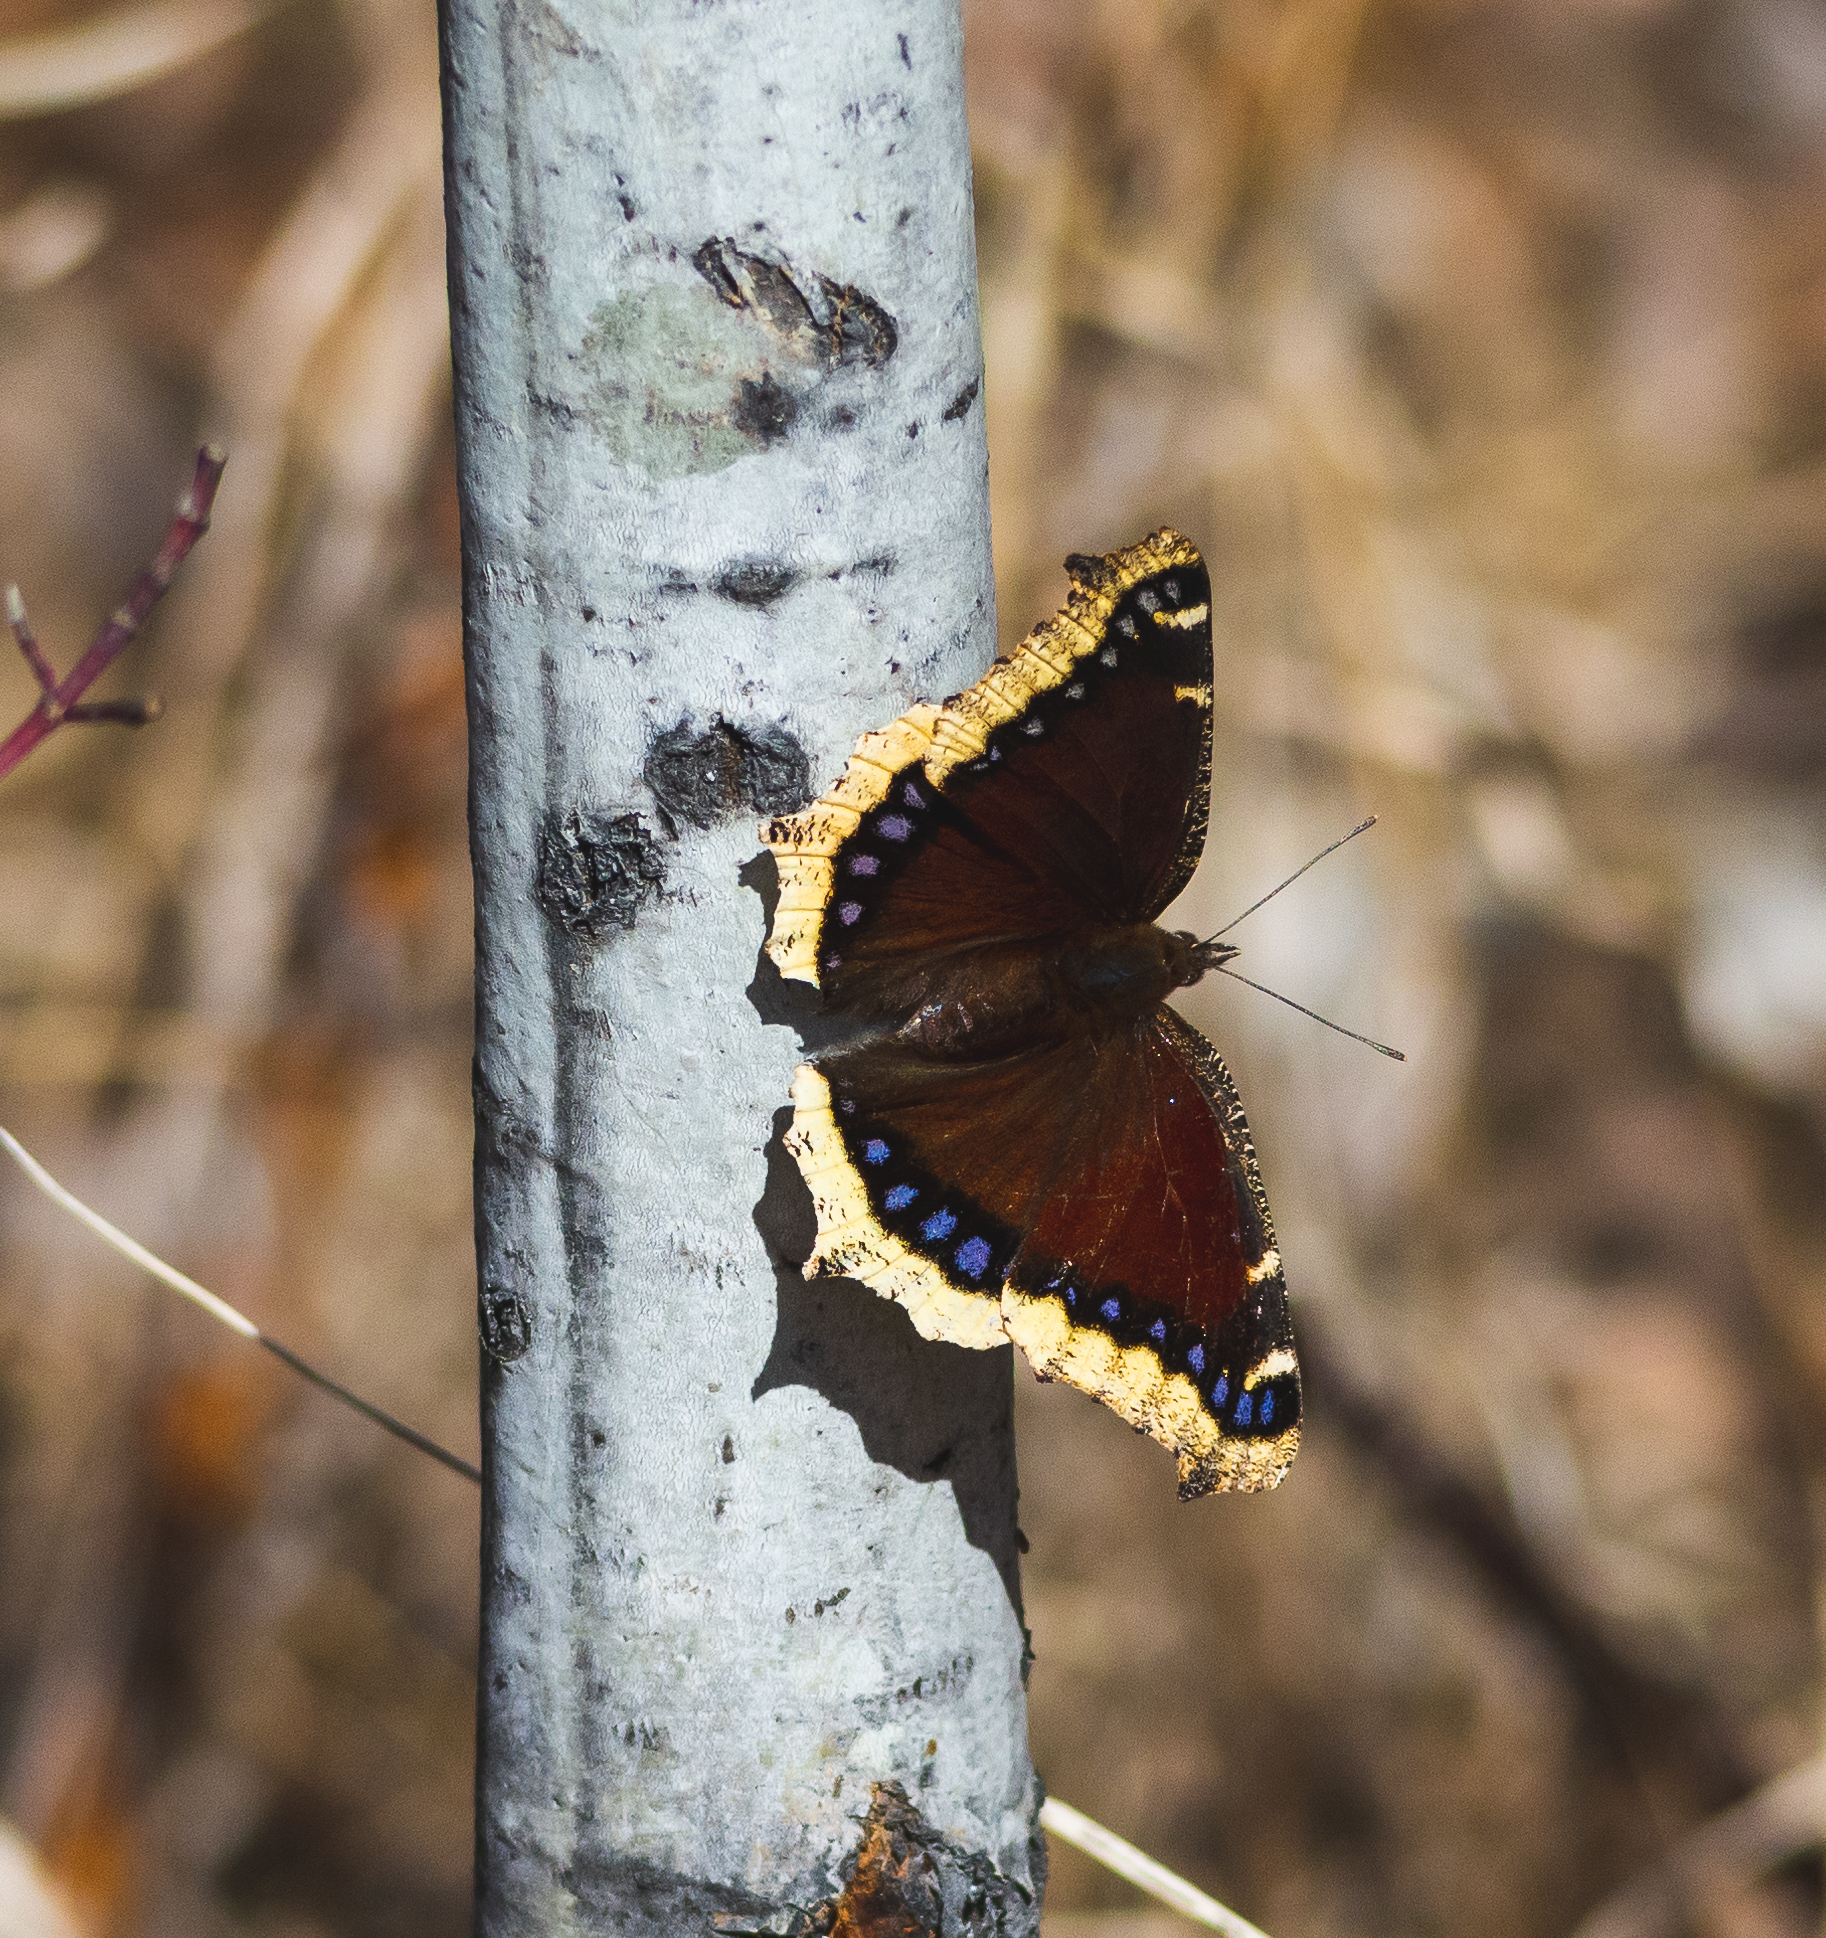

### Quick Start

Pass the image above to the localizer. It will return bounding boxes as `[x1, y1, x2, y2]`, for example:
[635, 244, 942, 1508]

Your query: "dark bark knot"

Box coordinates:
[714, 559, 803, 607]
[683, 236, 899, 452]
[645, 717, 810, 831]
[941, 378, 979, 423]
[480, 1282, 533, 1362]
[534, 809, 666, 936]
[575, 239, 900, 477]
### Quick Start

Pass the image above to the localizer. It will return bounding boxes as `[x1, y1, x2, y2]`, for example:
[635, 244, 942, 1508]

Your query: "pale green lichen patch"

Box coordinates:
[580, 284, 783, 478]
[578, 242, 899, 479]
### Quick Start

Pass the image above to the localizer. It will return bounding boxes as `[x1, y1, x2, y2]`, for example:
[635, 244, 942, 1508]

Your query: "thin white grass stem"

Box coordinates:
[2, 1144, 1266, 1908]
[1039, 1796, 1276, 1937]
[0, 1125, 481, 1482]
[1, 1124, 257, 1337]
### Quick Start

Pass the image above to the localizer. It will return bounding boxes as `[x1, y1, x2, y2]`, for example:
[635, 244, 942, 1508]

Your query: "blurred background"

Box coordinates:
[1, 0, 1824, 1934]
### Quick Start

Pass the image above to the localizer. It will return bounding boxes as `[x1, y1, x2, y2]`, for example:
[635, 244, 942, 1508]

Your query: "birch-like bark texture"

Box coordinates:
[438, 1, 1042, 1930]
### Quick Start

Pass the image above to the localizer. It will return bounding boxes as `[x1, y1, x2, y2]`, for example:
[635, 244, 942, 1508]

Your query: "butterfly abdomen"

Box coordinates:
[897, 940, 1071, 1059]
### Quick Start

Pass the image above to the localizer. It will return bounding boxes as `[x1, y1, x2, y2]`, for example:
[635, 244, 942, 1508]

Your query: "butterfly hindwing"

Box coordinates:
[1001, 1006, 1298, 1498]
[784, 1038, 1088, 1348]
[781, 1002, 1298, 1497]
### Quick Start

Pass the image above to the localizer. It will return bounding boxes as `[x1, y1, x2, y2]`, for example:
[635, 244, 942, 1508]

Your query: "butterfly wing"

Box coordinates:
[1001, 1005, 1298, 1498]
[784, 1038, 1089, 1352]
[786, 1002, 1298, 1498]
[762, 531, 1212, 1018]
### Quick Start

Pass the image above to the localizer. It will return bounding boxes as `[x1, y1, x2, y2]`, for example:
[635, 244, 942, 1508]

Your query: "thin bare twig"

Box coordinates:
[0, 444, 224, 782]
[0, 0, 275, 120]
[1571, 1755, 1826, 1938]
[0, 1125, 480, 1484]
[6, 583, 59, 693]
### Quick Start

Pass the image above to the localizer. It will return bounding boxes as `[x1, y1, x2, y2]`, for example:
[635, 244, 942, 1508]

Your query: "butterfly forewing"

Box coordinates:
[932, 561, 1215, 924]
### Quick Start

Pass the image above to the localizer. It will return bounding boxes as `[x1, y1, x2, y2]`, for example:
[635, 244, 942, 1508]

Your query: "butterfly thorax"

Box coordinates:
[897, 923, 1233, 1062]
[1060, 923, 1209, 1011]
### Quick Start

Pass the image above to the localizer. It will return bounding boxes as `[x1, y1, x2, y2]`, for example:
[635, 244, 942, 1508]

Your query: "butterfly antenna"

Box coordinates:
[1206, 817, 1379, 942]
[1213, 963, 1406, 1061]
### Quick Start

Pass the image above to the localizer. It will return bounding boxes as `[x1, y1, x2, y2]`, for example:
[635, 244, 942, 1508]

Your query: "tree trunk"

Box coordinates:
[437, 0, 1043, 1929]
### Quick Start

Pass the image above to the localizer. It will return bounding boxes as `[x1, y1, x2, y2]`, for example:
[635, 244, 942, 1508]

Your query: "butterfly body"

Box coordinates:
[763, 532, 1299, 1498]
[892, 922, 1218, 1060]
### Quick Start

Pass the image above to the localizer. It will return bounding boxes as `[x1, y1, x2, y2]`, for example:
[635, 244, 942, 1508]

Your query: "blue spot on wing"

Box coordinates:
[1187, 1344, 1205, 1374]
[883, 1184, 917, 1210]
[862, 1139, 890, 1165]
[1100, 1297, 1121, 1321]
[1148, 1319, 1166, 1343]
[954, 1236, 992, 1279]
[921, 1208, 958, 1241]
[1234, 1390, 1254, 1427]
[1212, 1374, 1229, 1408]
[1260, 1389, 1275, 1426]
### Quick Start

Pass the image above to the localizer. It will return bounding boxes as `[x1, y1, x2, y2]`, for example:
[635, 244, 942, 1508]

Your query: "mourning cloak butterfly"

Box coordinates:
[762, 532, 1298, 1498]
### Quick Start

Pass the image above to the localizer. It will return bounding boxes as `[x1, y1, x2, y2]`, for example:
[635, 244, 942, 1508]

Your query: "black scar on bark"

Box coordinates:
[941, 376, 979, 422]
[645, 719, 810, 831]
[693, 236, 898, 452]
[733, 374, 797, 444]
[534, 810, 666, 936]
[562, 1783, 1041, 1938]
[480, 1282, 533, 1363]
[712, 559, 802, 607]
[722, 1781, 1039, 1936]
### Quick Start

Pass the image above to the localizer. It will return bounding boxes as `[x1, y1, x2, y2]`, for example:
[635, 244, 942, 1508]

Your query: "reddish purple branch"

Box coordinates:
[0, 445, 226, 783]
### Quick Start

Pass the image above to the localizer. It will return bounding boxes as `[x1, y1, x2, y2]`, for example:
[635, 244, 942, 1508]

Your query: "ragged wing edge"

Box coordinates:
[760, 529, 1205, 987]
[1001, 1290, 1299, 1499]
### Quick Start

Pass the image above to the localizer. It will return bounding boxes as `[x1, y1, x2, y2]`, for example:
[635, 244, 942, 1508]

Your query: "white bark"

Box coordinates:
[437, 1, 1041, 1929]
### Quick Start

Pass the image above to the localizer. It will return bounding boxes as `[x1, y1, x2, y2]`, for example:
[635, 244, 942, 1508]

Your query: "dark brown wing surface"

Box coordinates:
[1001, 1006, 1298, 1496]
